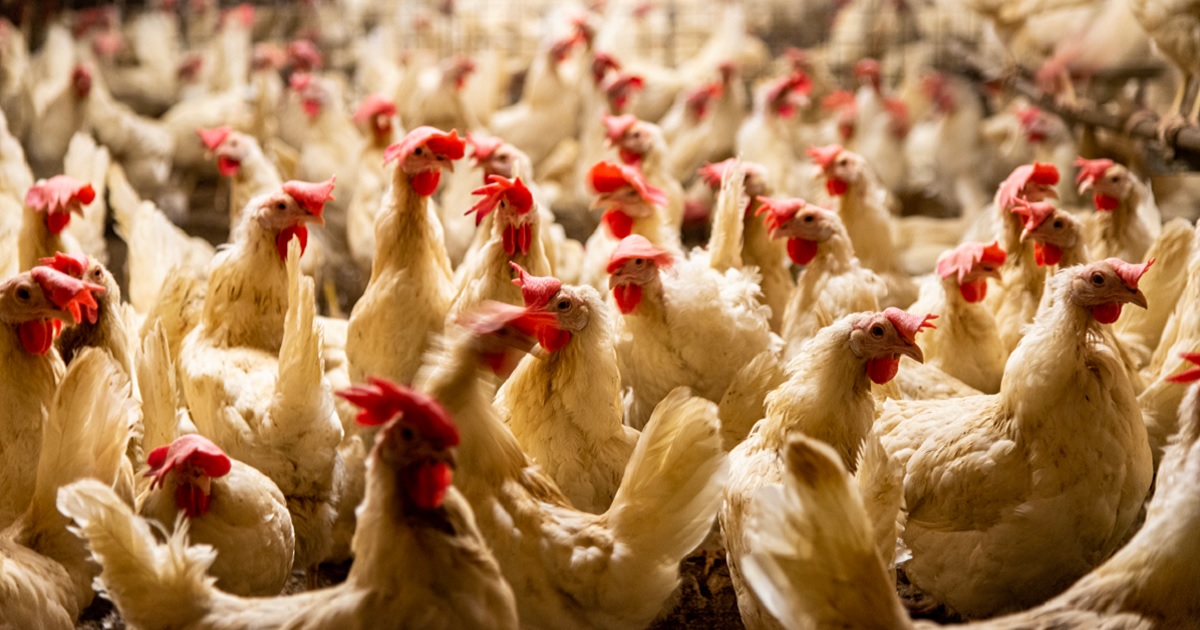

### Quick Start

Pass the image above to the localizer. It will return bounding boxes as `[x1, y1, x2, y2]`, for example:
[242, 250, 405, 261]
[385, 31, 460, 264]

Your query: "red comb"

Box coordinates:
[807, 144, 844, 170]
[853, 58, 881, 78]
[1166, 352, 1200, 384]
[288, 72, 312, 93]
[337, 377, 459, 449]
[146, 434, 232, 490]
[467, 175, 534, 224]
[509, 262, 562, 309]
[754, 196, 806, 232]
[1074, 157, 1115, 186]
[196, 126, 232, 151]
[821, 90, 856, 112]
[935, 241, 1006, 283]
[685, 83, 722, 118]
[352, 94, 396, 124]
[592, 52, 621, 84]
[38, 252, 89, 278]
[607, 234, 673, 273]
[30, 266, 105, 324]
[282, 177, 336, 217]
[384, 127, 466, 165]
[884, 307, 937, 342]
[1011, 198, 1056, 231]
[287, 39, 323, 71]
[766, 72, 812, 118]
[25, 176, 95, 234]
[588, 161, 668, 207]
[698, 158, 741, 188]
[1016, 106, 1041, 127]
[467, 133, 504, 162]
[1106, 258, 1153, 291]
[220, 3, 255, 27]
[602, 114, 638, 144]
[458, 301, 555, 339]
[997, 162, 1059, 210]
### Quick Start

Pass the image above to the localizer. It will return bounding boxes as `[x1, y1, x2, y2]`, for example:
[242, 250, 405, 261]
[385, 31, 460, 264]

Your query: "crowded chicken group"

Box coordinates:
[2, 0, 1200, 628]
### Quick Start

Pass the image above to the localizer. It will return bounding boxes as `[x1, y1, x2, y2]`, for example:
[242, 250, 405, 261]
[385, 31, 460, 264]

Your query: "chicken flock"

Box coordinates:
[2, 0, 1200, 628]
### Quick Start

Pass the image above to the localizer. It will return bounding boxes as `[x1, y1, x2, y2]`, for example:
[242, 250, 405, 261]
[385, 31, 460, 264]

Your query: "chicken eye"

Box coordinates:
[871, 325, 884, 337]
[414, 147, 424, 156]
[15, 286, 31, 301]
[1091, 273, 1105, 286]
[275, 201, 287, 211]
[400, 427, 414, 441]
[633, 258, 644, 265]
[92, 268, 103, 279]
[803, 214, 814, 222]
[557, 299, 571, 311]
[1052, 220, 1063, 229]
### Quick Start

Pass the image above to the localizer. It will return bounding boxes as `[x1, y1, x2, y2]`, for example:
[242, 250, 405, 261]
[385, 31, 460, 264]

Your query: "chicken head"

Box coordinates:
[458, 300, 554, 376]
[997, 162, 1060, 212]
[146, 435, 233, 518]
[251, 177, 335, 262]
[602, 114, 656, 165]
[807, 145, 862, 197]
[589, 161, 666, 238]
[38, 251, 108, 323]
[848, 308, 934, 385]
[700, 159, 770, 216]
[339, 377, 460, 511]
[25, 175, 96, 235]
[385, 126, 467, 196]
[755, 196, 837, 265]
[1068, 258, 1152, 324]
[1075, 157, 1130, 211]
[0, 267, 105, 354]
[510, 262, 588, 352]
[935, 241, 1006, 303]
[352, 95, 398, 145]
[467, 175, 536, 255]
[606, 235, 672, 314]
[197, 126, 244, 177]
[1014, 200, 1080, 267]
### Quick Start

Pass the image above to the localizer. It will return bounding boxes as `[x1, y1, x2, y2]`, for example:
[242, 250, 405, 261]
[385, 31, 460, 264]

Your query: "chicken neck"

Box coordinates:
[17, 207, 65, 272]
[0, 323, 63, 526]
[230, 145, 282, 226]
[57, 282, 135, 378]
[369, 166, 454, 283]
[835, 179, 897, 273]
[200, 215, 290, 352]
[761, 319, 874, 469]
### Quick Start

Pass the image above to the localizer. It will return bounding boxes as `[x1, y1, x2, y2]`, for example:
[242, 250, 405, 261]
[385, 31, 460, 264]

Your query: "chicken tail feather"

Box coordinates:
[708, 157, 745, 273]
[717, 349, 785, 450]
[58, 480, 216, 629]
[741, 435, 911, 630]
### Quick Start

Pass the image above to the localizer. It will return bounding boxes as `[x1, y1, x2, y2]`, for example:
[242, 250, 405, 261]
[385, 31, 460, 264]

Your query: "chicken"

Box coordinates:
[756, 197, 886, 359]
[26, 62, 92, 179]
[0, 348, 134, 629]
[18, 175, 96, 272]
[180, 181, 343, 573]
[418, 306, 727, 629]
[345, 94, 401, 274]
[489, 29, 584, 167]
[60, 132, 110, 266]
[722, 308, 931, 629]
[138, 434, 295, 597]
[602, 114, 686, 231]
[59, 377, 519, 630]
[808, 144, 917, 308]
[401, 56, 481, 133]
[908, 241, 1008, 394]
[0, 266, 106, 528]
[699, 159, 792, 332]
[1074, 157, 1162, 264]
[495, 265, 636, 512]
[84, 71, 175, 203]
[665, 62, 746, 183]
[741, 386, 1200, 630]
[610, 234, 776, 430]
[846, 59, 910, 195]
[1128, 0, 1200, 132]
[196, 125, 282, 230]
[346, 126, 464, 386]
[874, 259, 1155, 618]
[580, 160, 675, 290]
[735, 72, 811, 199]
[39, 253, 136, 383]
[449, 175, 551, 320]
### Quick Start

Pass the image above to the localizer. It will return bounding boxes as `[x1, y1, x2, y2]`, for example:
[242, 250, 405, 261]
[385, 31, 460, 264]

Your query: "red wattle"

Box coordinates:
[503, 225, 517, 256]
[410, 460, 453, 510]
[411, 171, 441, 196]
[603, 210, 634, 239]
[1034, 242, 1063, 267]
[867, 355, 901, 385]
[19, 319, 56, 355]
[518, 224, 532, 254]
[537, 327, 572, 352]
[276, 225, 309, 261]
[786, 238, 818, 265]
[1094, 194, 1120, 211]
[825, 178, 848, 197]
[176, 482, 211, 518]
[302, 99, 321, 117]
[45, 211, 71, 235]
[216, 156, 241, 177]
[613, 284, 643, 314]
[1092, 303, 1123, 324]
[618, 148, 642, 165]
[958, 280, 988, 303]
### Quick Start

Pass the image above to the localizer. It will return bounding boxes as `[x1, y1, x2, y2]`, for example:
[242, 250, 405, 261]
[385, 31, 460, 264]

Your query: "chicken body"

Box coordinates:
[876, 264, 1153, 618]
[138, 459, 295, 597]
[615, 257, 774, 430]
[181, 207, 343, 571]
[449, 204, 552, 322]
[497, 285, 636, 513]
[1081, 164, 1161, 264]
[910, 276, 1006, 394]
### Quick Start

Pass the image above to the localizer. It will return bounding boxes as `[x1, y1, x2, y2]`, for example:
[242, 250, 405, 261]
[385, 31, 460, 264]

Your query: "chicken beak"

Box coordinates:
[1127, 289, 1148, 309]
[1077, 178, 1094, 196]
[1019, 226, 1034, 242]
[897, 342, 924, 364]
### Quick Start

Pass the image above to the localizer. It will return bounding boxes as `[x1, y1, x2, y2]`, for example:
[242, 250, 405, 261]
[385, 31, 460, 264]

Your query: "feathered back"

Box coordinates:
[138, 322, 182, 458]
[741, 435, 910, 630]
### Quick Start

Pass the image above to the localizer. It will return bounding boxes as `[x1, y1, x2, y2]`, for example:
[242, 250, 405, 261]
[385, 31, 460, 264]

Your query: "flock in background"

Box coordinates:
[1, 0, 1200, 628]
